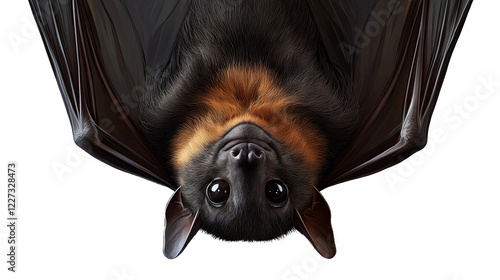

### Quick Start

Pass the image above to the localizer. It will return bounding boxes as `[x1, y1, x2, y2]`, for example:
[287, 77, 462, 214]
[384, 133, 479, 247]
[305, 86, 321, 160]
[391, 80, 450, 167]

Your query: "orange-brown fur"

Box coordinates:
[171, 65, 327, 177]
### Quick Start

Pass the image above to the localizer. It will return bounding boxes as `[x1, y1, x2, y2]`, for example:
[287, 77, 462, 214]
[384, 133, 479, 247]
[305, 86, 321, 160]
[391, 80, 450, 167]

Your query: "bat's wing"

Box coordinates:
[29, 0, 190, 189]
[308, 0, 473, 189]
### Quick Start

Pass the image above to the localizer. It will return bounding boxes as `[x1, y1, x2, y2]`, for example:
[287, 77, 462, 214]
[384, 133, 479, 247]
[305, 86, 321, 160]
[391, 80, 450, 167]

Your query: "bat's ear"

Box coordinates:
[163, 187, 202, 259]
[294, 187, 336, 259]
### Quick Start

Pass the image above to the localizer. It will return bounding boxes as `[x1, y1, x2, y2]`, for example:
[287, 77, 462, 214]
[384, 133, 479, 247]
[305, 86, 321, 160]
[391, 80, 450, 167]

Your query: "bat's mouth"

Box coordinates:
[216, 122, 280, 155]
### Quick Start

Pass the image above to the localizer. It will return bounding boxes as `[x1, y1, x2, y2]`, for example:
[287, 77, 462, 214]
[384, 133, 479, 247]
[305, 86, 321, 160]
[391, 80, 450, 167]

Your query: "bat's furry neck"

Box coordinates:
[170, 64, 328, 175]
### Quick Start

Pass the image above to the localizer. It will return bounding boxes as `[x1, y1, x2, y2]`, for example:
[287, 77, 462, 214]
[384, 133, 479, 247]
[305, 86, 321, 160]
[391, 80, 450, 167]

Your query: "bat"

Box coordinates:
[29, 0, 472, 259]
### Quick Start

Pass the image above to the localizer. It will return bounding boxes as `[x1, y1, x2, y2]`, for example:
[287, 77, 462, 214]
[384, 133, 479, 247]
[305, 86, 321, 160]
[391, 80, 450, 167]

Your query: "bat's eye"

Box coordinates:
[206, 179, 230, 206]
[265, 180, 288, 207]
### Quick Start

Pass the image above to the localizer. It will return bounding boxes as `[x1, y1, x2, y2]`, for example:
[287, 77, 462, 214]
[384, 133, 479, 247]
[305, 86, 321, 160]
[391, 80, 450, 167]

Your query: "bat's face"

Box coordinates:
[178, 122, 313, 241]
[161, 66, 337, 259]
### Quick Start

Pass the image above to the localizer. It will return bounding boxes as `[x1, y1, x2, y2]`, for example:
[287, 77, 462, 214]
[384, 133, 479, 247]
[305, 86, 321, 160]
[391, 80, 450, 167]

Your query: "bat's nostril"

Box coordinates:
[248, 143, 266, 163]
[230, 146, 248, 163]
[248, 149, 264, 163]
[230, 149, 240, 157]
[229, 143, 266, 165]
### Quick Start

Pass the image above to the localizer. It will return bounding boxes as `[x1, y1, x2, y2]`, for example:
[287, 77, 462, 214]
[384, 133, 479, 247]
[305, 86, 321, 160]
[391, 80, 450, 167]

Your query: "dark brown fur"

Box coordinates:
[140, 0, 358, 241]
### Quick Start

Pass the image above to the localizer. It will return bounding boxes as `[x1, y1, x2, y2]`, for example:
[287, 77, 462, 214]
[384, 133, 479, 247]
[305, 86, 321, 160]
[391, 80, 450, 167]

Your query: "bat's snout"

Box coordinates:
[228, 142, 268, 166]
[217, 123, 282, 187]
[214, 123, 288, 212]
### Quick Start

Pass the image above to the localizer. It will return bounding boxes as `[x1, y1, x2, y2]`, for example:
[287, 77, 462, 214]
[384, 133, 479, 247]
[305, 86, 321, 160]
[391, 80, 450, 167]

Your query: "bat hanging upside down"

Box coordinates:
[29, 0, 473, 259]
[140, 0, 358, 258]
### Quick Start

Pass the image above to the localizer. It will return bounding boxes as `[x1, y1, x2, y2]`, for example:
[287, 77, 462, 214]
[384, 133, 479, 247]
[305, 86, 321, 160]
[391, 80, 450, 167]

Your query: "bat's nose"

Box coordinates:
[229, 143, 265, 166]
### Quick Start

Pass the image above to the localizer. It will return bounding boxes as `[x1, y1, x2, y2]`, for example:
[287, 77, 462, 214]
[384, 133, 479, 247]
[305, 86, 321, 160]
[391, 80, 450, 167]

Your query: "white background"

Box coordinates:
[1, 1, 499, 280]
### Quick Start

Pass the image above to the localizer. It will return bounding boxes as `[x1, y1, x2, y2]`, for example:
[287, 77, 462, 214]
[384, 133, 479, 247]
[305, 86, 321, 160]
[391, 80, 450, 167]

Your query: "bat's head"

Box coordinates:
[180, 122, 310, 239]
[154, 66, 348, 259]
